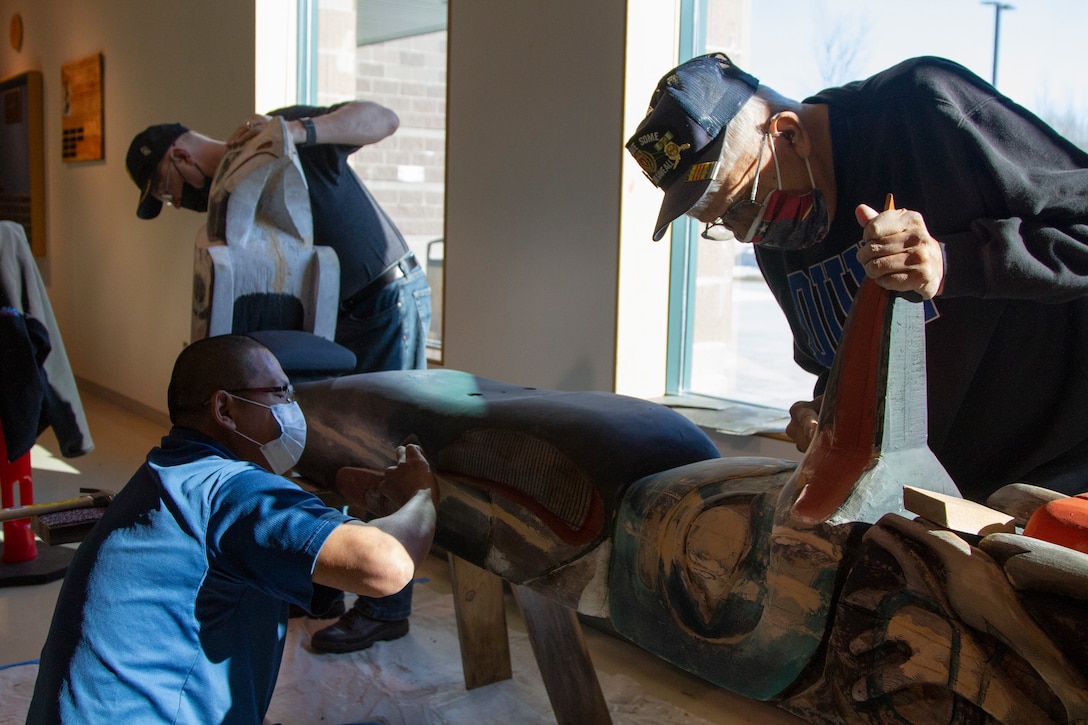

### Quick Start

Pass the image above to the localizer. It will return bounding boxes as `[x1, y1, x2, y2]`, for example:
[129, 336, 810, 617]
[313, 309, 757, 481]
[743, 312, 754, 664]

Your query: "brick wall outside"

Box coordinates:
[350, 32, 447, 253]
[343, 31, 448, 347]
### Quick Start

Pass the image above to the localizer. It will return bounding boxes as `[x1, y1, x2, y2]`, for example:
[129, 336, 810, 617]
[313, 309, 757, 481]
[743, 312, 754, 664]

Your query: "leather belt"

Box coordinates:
[341, 253, 420, 314]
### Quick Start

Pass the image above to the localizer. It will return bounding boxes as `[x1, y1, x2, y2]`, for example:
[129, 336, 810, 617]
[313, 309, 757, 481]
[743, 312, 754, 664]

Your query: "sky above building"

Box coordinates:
[748, 0, 1086, 128]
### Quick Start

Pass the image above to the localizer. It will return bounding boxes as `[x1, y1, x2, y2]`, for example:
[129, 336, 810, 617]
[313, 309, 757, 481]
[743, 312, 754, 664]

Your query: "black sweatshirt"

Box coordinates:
[754, 56, 1088, 501]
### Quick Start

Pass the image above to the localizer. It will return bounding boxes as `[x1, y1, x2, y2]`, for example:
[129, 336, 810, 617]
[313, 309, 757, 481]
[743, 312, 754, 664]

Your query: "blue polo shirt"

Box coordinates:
[27, 428, 351, 724]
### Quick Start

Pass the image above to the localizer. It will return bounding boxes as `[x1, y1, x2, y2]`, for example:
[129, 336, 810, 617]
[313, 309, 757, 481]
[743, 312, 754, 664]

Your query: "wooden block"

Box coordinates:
[448, 554, 512, 690]
[513, 584, 613, 725]
[903, 486, 1016, 535]
[33, 507, 105, 545]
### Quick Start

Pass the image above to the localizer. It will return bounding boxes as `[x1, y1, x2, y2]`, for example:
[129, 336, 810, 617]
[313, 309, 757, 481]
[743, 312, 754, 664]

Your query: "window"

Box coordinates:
[670, 0, 816, 411]
[685, 234, 816, 411]
[674, 0, 1087, 412]
[293, 0, 448, 361]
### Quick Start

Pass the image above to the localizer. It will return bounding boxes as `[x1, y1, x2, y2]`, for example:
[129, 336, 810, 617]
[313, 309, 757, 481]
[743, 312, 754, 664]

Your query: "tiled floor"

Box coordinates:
[1, 390, 803, 724]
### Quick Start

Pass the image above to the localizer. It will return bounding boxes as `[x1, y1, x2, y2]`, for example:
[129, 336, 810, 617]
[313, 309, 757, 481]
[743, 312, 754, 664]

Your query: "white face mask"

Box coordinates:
[231, 397, 307, 475]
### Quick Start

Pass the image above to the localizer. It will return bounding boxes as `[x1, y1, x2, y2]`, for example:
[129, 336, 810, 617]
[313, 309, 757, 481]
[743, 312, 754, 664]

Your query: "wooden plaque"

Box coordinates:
[61, 53, 103, 162]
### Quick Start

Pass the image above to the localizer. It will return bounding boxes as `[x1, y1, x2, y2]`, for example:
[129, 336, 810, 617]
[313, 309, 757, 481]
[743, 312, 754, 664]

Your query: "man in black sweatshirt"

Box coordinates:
[627, 53, 1088, 502]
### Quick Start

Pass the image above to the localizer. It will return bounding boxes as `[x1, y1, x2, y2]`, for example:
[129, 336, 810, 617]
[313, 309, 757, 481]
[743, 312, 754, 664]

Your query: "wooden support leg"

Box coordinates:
[513, 584, 613, 725]
[448, 553, 512, 689]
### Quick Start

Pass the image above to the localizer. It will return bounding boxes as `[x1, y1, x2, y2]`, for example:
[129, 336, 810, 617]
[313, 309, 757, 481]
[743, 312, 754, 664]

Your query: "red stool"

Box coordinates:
[1, 429, 38, 564]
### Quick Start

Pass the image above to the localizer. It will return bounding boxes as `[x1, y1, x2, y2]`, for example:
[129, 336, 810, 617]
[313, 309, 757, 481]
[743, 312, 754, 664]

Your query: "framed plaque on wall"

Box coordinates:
[61, 53, 103, 163]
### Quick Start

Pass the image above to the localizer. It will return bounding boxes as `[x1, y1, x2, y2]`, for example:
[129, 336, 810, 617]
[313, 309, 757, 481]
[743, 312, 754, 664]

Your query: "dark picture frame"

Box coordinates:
[0, 70, 46, 257]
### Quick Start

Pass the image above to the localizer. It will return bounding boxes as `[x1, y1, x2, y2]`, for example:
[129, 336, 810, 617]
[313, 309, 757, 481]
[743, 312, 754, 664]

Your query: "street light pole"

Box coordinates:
[982, 1, 1014, 87]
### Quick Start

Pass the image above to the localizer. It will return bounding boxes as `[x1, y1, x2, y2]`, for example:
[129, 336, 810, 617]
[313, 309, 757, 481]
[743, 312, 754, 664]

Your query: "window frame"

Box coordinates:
[665, 0, 709, 397]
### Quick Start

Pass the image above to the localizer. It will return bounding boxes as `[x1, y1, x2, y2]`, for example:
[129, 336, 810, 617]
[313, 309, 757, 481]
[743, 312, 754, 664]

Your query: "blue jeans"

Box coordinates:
[335, 262, 431, 374]
[334, 259, 430, 621]
[351, 581, 414, 620]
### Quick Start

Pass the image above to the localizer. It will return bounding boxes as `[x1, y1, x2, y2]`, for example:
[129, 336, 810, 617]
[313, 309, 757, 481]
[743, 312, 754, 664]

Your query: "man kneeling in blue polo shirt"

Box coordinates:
[27, 334, 438, 724]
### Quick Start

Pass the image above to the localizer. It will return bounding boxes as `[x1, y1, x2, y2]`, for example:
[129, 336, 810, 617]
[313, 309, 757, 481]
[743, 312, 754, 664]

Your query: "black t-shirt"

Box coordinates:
[269, 104, 410, 301]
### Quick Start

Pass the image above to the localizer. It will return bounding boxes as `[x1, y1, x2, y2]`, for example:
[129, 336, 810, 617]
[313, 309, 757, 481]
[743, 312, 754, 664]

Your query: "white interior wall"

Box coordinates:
[617, 0, 681, 398]
[0, 0, 677, 415]
[443, 1, 625, 392]
[0, 1, 256, 415]
[256, 0, 299, 113]
[443, 0, 675, 394]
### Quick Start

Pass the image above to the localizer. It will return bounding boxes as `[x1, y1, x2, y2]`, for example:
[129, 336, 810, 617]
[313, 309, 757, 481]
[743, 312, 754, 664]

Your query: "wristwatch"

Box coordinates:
[299, 117, 317, 146]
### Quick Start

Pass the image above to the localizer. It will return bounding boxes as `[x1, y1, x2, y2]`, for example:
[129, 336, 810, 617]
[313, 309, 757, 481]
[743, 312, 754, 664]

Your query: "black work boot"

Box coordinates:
[309, 607, 409, 654]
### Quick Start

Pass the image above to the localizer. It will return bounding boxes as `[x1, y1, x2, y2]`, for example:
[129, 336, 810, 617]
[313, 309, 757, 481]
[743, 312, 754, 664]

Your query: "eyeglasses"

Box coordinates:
[701, 132, 769, 241]
[225, 384, 296, 403]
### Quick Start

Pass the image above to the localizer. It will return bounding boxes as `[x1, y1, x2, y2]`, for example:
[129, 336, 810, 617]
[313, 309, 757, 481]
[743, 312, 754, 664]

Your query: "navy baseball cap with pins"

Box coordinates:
[626, 53, 759, 241]
[126, 123, 189, 219]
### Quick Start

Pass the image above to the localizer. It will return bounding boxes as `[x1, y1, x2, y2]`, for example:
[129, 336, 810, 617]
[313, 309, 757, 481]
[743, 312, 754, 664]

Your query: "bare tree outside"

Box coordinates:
[1032, 94, 1088, 151]
[813, 12, 874, 89]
